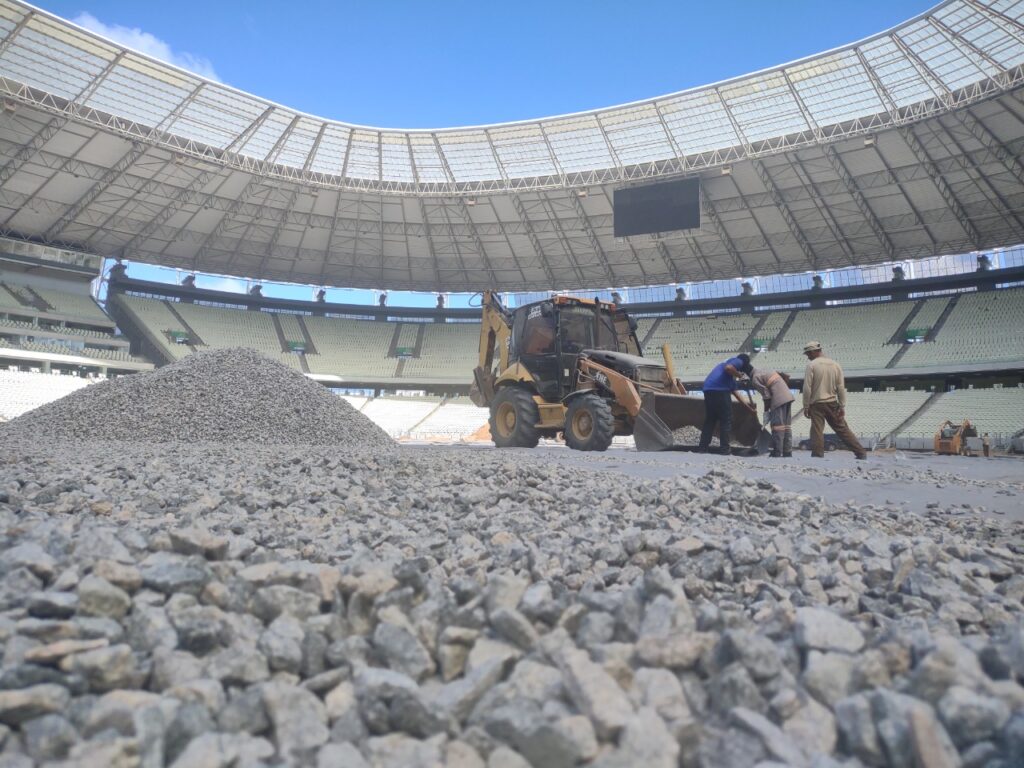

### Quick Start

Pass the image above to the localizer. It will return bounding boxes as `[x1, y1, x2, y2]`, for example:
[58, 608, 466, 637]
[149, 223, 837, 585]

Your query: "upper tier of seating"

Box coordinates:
[899, 289, 1024, 369]
[643, 313, 760, 378]
[1, 282, 110, 325]
[753, 301, 911, 375]
[400, 324, 479, 383]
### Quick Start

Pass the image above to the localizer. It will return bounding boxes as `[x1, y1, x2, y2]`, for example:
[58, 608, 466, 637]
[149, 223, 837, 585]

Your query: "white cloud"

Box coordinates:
[199, 276, 247, 293]
[72, 12, 221, 82]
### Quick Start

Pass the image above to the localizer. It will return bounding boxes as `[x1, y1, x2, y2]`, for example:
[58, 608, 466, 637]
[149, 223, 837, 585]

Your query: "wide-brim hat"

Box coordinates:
[803, 341, 822, 354]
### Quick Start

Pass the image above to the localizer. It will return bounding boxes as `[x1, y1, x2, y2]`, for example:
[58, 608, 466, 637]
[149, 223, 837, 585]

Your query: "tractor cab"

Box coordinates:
[508, 297, 642, 401]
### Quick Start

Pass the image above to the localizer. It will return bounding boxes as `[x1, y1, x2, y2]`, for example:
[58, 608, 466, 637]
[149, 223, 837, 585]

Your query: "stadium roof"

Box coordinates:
[0, 0, 1023, 291]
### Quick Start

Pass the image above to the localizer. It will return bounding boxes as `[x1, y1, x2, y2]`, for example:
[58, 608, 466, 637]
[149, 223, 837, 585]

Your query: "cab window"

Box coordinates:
[558, 307, 592, 353]
[521, 311, 556, 355]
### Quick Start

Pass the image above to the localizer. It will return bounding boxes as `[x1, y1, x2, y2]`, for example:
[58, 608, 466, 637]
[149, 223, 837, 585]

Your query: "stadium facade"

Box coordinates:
[0, 0, 1022, 292]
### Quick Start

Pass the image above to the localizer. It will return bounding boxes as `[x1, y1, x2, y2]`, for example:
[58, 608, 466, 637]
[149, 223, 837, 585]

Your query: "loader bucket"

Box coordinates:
[633, 392, 762, 452]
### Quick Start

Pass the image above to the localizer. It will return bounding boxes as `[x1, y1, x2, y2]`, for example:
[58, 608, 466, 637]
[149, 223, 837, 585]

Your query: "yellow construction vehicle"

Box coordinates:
[469, 291, 761, 452]
[934, 419, 978, 455]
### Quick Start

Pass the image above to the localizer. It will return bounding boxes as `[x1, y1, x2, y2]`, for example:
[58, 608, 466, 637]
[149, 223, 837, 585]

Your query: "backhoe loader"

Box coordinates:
[469, 291, 761, 452]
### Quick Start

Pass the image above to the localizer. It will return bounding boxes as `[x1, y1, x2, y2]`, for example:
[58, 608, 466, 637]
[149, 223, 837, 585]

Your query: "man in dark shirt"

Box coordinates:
[698, 354, 750, 455]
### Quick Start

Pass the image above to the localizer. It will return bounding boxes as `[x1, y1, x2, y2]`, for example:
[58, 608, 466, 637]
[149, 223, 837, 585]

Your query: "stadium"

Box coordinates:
[0, 0, 1023, 765]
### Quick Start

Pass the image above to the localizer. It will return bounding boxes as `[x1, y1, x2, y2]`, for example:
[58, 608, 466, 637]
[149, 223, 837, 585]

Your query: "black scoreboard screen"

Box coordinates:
[613, 177, 701, 237]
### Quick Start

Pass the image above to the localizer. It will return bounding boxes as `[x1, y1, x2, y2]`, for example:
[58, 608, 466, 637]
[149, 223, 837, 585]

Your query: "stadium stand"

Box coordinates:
[898, 386, 1024, 439]
[303, 316, 398, 381]
[790, 389, 933, 445]
[0, 340, 141, 363]
[0, 369, 93, 420]
[172, 302, 305, 372]
[361, 396, 441, 438]
[113, 296, 191, 360]
[400, 323, 480, 383]
[30, 287, 110, 325]
[903, 297, 951, 338]
[644, 314, 760, 377]
[898, 288, 1024, 369]
[0, 285, 26, 312]
[753, 301, 913, 374]
[409, 400, 488, 440]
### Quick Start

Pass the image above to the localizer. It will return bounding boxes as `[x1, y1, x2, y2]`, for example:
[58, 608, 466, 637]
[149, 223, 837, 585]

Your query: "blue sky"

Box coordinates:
[42, 0, 934, 303]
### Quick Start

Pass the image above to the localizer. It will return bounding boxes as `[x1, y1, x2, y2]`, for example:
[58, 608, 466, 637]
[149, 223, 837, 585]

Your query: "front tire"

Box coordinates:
[564, 393, 615, 452]
[489, 388, 540, 448]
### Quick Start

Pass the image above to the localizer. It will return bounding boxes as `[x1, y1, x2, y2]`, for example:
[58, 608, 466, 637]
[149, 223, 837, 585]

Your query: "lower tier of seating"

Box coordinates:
[0, 369, 94, 420]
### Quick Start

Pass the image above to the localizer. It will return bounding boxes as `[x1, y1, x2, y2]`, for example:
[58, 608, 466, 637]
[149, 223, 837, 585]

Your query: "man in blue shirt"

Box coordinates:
[698, 353, 750, 454]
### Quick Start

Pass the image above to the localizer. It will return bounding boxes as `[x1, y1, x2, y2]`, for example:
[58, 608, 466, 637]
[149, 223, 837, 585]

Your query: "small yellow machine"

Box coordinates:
[934, 419, 978, 455]
[469, 291, 760, 452]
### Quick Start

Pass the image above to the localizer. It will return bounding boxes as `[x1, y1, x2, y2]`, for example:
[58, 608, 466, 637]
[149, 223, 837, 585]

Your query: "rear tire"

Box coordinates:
[564, 393, 615, 452]
[489, 388, 540, 448]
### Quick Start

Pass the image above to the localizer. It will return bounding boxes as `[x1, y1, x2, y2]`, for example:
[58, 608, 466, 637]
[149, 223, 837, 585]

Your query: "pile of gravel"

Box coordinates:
[0, 440, 1020, 767]
[0, 348, 393, 449]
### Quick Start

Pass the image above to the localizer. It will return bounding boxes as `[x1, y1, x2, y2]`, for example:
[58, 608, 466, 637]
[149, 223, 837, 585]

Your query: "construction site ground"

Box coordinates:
[410, 443, 1024, 521]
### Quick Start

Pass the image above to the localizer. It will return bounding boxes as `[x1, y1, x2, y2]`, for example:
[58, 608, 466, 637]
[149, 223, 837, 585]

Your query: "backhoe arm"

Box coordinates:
[471, 291, 513, 407]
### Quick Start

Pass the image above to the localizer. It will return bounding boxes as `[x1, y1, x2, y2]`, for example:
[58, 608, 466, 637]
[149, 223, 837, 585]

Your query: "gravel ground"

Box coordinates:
[0, 349, 393, 449]
[0, 436, 1020, 767]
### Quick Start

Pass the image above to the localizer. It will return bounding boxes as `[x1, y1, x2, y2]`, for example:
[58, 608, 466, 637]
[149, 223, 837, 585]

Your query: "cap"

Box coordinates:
[803, 341, 822, 354]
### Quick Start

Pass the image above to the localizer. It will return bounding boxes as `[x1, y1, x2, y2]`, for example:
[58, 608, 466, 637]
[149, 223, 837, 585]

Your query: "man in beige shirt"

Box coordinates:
[801, 341, 867, 460]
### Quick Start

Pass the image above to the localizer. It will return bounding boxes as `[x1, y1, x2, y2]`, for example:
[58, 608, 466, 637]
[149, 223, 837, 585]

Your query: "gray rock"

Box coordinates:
[488, 746, 532, 768]
[216, 686, 268, 735]
[593, 707, 680, 768]
[261, 680, 329, 758]
[835, 693, 883, 766]
[317, 742, 370, 768]
[557, 647, 634, 739]
[0, 684, 70, 725]
[523, 715, 598, 768]
[729, 536, 760, 566]
[731, 707, 808, 768]
[373, 617, 435, 682]
[794, 607, 865, 653]
[717, 630, 783, 681]
[26, 591, 78, 619]
[491, 608, 539, 651]
[486, 573, 529, 616]
[204, 644, 270, 686]
[77, 575, 132, 619]
[872, 689, 956, 768]
[251, 584, 321, 623]
[140, 552, 211, 596]
[711, 662, 768, 716]
[436, 658, 508, 723]
[169, 528, 229, 560]
[93, 560, 143, 593]
[21, 713, 78, 760]
[937, 685, 1010, 748]
[168, 604, 228, 656]
[258, 616, 304, 674]
[58, 644, 140, 692]
[168, 732, 275, 768]
[783, 694, 838, 757]
[801, 651, 854, 708]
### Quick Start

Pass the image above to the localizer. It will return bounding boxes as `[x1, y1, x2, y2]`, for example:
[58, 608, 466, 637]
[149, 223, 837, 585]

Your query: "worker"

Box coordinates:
[983, 433, 991, 458]
[801, 341, 867, 460]
[698, 353, 751, 455]
[744, 362, 794, 457]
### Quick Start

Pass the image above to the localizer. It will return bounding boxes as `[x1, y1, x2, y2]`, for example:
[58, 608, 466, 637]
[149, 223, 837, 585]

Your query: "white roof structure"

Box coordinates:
[0, 0, 1022, 290]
